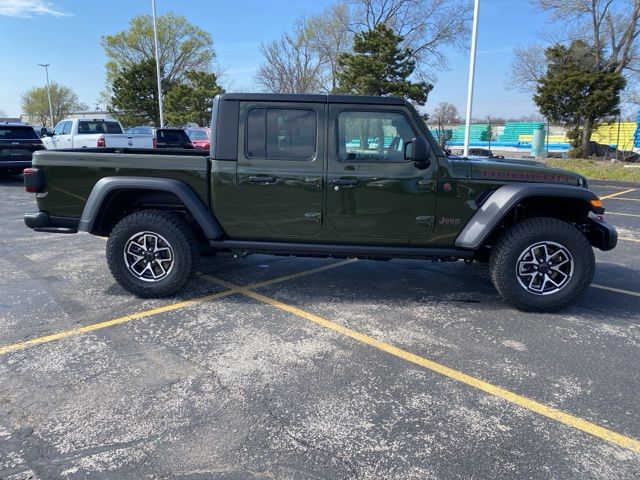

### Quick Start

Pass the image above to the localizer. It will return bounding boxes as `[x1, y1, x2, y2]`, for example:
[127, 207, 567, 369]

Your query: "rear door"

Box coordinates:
[236, 101, 324, 238]
[325, 105, 438, 244]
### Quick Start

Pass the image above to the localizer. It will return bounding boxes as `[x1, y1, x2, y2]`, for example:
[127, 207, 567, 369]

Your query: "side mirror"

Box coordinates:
[404, 137, 431, 169]
[40, 127, 49, 137]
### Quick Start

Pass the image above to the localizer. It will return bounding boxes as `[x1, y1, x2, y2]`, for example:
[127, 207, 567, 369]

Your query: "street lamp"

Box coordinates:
[151, 0, 165, 127]
[463, 0, 480, 158]
[38, 63, 54, 128]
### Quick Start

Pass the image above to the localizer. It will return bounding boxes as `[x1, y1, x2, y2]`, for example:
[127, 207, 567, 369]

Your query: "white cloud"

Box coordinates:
[0, 0, 70, 18]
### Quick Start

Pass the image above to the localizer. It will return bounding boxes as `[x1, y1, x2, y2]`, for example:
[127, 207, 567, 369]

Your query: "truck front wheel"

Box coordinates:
[489, 217, 595, 312]
[106, 210, 198, 298]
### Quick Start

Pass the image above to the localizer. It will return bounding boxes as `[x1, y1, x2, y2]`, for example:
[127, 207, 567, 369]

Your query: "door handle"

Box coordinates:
[332, 178, 359, 187]
[249, 175, 276, 184]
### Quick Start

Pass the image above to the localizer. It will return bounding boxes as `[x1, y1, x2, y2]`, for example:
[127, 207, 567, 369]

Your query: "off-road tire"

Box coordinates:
[106, 210, 198, 298]
[489, 217, 594, 312]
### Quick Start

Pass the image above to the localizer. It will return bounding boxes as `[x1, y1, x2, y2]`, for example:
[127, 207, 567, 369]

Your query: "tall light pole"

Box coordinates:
[151, 0, 165, 127]
[38, 63, 54, 128]
[463, 0, 480, 158]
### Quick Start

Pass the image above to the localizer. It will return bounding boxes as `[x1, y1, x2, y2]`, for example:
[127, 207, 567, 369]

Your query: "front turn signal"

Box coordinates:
[590, 199, 603, 209]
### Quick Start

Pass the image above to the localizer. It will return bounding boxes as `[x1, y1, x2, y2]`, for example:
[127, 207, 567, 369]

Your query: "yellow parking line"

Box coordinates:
[592, 284, 640, 298]
[248, 258, 358, 289]
[600, 188, 638, 200]
[201, 274, 640, 454]
[619, 237, 640, 244]
[607, 212, 640, 218]
[0, 290, 236, 357]
[606, 197, 640, 202]
[0, 260, 354, 357]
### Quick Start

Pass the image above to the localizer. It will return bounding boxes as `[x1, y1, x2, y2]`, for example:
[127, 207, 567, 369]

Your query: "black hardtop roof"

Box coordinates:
[219, 93, 409, 106]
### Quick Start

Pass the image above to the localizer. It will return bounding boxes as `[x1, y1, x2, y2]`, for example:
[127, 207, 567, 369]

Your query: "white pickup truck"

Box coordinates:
[41, 118, 153, 150]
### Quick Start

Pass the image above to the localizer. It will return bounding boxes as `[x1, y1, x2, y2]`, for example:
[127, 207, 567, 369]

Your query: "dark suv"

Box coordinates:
[125, 126, 193, 149]
[0, 123, 45, 174]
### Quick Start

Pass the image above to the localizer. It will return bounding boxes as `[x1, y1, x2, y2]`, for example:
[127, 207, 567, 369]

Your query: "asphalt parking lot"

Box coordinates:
[1, 174, 639, 479]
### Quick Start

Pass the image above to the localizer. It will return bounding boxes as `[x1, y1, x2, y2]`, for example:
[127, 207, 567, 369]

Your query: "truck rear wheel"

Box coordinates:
[489, 217, 594, 312]
[106, 210, 198, 298]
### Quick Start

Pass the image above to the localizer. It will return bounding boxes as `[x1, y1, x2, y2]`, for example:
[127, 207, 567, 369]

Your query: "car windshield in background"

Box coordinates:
[77, 121, 123, 135]
[0, 126, 39, 140]
[159, 130, 189, 142]
[187, 130, 209, 140]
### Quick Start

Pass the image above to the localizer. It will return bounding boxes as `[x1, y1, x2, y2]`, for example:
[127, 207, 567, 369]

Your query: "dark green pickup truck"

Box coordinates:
[24, 93, 617, 311]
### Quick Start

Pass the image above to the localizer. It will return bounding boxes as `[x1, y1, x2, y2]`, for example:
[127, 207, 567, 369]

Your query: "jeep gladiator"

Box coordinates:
[23, 93, 617, 311]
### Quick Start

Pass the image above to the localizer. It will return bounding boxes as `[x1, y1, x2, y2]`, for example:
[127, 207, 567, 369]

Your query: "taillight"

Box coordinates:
[97, 136, 106, 147]
[24, 168, 43, 193]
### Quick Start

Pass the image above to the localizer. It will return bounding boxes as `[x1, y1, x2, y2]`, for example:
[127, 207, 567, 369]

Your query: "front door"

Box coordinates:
[326, 106, 438, 245]
[236, 102, 324, 238]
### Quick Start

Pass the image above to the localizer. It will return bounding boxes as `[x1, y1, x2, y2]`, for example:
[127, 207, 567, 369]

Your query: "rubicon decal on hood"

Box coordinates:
[480, 170, 572, 183]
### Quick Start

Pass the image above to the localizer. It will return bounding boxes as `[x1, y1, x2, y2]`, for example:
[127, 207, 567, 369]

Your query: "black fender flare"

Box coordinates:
[78, 176, 224, 239]
[455, 183, 599, 250]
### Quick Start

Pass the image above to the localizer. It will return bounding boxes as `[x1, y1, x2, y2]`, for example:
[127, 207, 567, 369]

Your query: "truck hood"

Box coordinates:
[460, 157, 586, 186]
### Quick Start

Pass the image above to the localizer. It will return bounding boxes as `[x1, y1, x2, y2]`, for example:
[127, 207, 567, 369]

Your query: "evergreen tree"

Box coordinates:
[109, 60, 162, 127]
[533, 40, 626, 157]
[335, 24, 432, 105]
[165, 71, 224, 126]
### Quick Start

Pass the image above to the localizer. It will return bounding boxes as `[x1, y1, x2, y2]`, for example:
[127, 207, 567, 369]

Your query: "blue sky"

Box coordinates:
[0, 0, 547, 119]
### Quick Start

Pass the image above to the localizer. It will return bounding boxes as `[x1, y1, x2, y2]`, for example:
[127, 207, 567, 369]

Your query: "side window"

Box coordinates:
[337, 111, 416, 162]
[246, 108, 316, 160]
[53, 121, 65, 135]
[62, 121, 73, 135]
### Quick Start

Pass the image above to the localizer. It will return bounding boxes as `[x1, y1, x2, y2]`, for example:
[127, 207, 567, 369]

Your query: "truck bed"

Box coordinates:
[32, 149, 210, 219]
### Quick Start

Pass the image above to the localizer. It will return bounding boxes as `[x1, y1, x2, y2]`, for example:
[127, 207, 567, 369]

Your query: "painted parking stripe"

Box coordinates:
[605, 197, 640, 202]
[592, 284, 640, 298]
[0, 290, 237, 357]
[600, 188, 638, 200]
[607, 212, 640, 218]
[619, 236, 640, 243]
[201, 274, 640, 454]
[0, 260, 354, 357]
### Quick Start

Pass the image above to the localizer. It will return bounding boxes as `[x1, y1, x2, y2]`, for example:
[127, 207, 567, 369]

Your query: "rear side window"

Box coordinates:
[78, 121, 123, 134]
[188, 130, 209, 140]
[246, 108, 316, 160]
[0, 126, 38, 140]
[158, 130, 189, 142]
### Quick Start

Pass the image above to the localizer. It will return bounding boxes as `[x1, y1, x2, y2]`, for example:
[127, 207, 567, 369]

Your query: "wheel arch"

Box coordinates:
[78, 177, 224, 239]
[456, 183, 603, 250]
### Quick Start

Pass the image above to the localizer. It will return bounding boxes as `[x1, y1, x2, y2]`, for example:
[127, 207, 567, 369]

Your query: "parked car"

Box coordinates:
[186, 128, 211, 150]
[41, 119, 153, 150]
[125, 126, 194, 149]
[0, 123, 45, 174]
[24, 93, 616, 312]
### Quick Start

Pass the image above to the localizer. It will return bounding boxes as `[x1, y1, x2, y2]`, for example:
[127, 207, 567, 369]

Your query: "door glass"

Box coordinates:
[246, 108, 316, 160]
[338, 111, 415, 162]
[53, 122, 65, 135]
[62, 121, 73, 135]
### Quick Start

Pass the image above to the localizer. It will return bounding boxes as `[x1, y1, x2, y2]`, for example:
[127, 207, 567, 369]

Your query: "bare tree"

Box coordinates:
[508, 0, 640, 90]
[349, 0, 472, 78]
[431, 102, 459, 132]
[305, 2, 352, 91]
[507, 45, 548, 92]
[255, 22, 325, 94]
